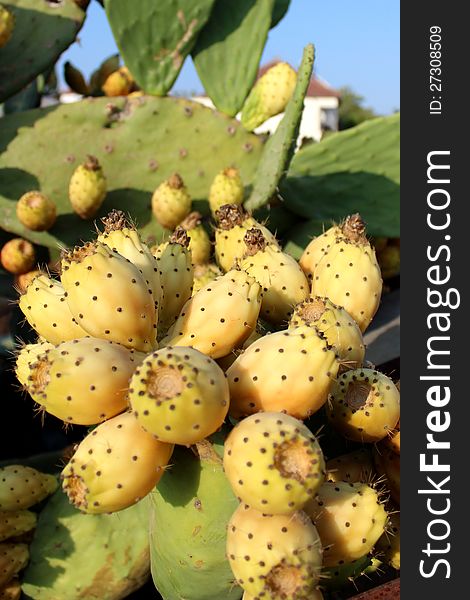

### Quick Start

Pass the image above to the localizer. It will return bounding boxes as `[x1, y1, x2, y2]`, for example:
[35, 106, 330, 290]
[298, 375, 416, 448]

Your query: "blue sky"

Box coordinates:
[58, 0, 400, 115]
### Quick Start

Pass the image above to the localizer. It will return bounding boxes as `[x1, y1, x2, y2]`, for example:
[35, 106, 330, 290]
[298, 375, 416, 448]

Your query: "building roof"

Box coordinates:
[257, 59, 341, 98]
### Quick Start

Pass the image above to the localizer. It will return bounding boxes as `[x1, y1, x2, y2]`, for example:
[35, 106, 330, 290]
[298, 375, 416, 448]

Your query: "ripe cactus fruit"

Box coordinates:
[373, 444, 400, 506]
[152, 227, 194, 338]
[192, 263, 222, 296]
[68, 155, 107, 220]
[0, 577, 21, 600]
[180, 211, 211, 266]
[326, 368, 400, 443]
[0, 239, 35, 275]
[217, 326, 263, 372]
[305, 481, 388, 567]
[311, 214, 382, 332]
[18, 274, 88, 345]
[14, 269, 43, 294]
[101, 66, 135, 96]
[325, 448, 374, 484]
[0, 5, 14, 48]
[377, 244, 400, 279]
[18, 337, 143, 425]
[208, 167, 244, 215]
[243, 590, 323, 600]
[15, 342, 54, 388]
[61, 241, 157, 352]
[299, 223, 341, 281]
[61, 411, 173, 514]
[0, 544, 28, 588]
[163, 269, 262, 359]
[151, 173, 192, 230]
[228, 325, 339, 420]
[241, 62, 297, 132]
[240, 228, 309, 326]
[376, 510, 400, 570]
[0, 511, 36, 542]
[226, 504, 322, 599]
[16, 191, 56, 232]
[0, 466, 57, 511]
[214, 204, 278, 272]
[129, 346, 229, 445]
[384, 420, 400, 455]
[223, 412, 325, 515]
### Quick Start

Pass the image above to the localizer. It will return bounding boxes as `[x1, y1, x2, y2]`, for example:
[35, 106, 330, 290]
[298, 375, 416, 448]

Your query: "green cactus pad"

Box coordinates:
[105, 0, 216, 95]
[149, 434, 242, 600]
[0, 0, 87, 103]
[192, 0, 274, 116]
[0, 96, 263, 248]
[244, 43, 314, 212]
[271, 0, 291, 27]
[281, 113, 400, 237]
[22, 490, 151, 600]
[282, 218, 329, 259]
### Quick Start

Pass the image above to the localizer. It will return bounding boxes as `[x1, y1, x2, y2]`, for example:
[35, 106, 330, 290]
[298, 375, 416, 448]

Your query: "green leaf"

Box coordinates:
[271, 0, 290, 27]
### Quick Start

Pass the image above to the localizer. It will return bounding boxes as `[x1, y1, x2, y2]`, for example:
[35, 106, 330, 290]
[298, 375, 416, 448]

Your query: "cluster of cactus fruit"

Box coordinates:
[10, 201, 400, 599]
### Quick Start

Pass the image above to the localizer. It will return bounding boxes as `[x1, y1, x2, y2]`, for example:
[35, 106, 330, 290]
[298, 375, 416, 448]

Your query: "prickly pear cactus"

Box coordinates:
[0, 0, 88, 102]
[149, 434, 242, 600]
[105, 0, 216, 95]
[0, 96, 264, 249]
[21, 489, 151, 600]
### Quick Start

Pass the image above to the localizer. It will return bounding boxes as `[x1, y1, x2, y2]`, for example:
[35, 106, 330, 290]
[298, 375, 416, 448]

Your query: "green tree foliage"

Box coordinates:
[338, 86, 376, 130]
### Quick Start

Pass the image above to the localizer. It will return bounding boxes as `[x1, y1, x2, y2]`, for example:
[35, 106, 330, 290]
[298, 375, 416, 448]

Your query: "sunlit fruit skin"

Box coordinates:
[68, 155, 107, 220]
[208, 167, 244, 215]
[151, 173, 191, 230]
[61, 412, 173, 515]
[325, 448, 375, 484]
[1, 239, 35, 275]
[180, 211, 212, 266]
[299, 224, 341, 282]
[16, 191, 56, 232]
[0, 466, 57, 511]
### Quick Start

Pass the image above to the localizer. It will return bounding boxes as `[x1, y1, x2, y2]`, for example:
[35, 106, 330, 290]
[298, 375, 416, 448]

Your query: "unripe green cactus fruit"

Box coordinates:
[0, 5, 14, 48]
[16, 191, 56, 232]
[18, 274, 88, 345]
[326, 368, 400, 443]
[241, 62, 297, 132]
[289, 296, 365, 369]
[0, 543, 28, 588]
[0, 510, 36, 542]
[0, 238, 35, 275]
[0, 466, 57, 511]
[162, 269, 262, 359]
[18, 337, 143, 425]
[61, 240, 157, 352]
[305, 481, 388, 567]
[223, 412, 325, 515]
[68, 155, 107, 220]
[228, 325, 339, 420]
[227, 504, 323, 600]
[209, 167, 244, 215]
[61, 412, 173, 514]
[180, 211, 212, 266]
[151, 173, 192, 230]
[129, 346, 230, 445]
[214, 204, 278, 272]
[311, 214, 382, 332]
[240, 228, 309, 326]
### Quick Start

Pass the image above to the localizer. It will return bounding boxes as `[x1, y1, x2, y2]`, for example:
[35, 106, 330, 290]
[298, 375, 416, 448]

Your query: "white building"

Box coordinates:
[193, 60, 341, 146]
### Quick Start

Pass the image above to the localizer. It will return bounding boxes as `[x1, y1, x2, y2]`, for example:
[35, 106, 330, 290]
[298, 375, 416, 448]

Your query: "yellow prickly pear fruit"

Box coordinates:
[377, 244, 400, 279]
[0, 577, 21, 600]
[0, 466, 57, 511]
[191, 263, 221, 296]
[289, 296, 365, 369]
[326, 368, 400, 443]
[14, 269, 43, 294]
[304, 481, 388, 567]
[152, 227, 194, 338]
[311, 214, 382, 332]
[227, 504, 323, 600]
[325, 448, 375, 484]
[228, 325, 339, 420]
[0, 5, 14, 48]
[16, 191, 56, 232]
[101, 66, 135, 96]
[64, 61, 90, 96]
[0, 239, 35, 275]
[18, 274, 88, 345]
[384, 420, 400, 454]
[216, 325, 262, 371]
[241, 62, 297, 131]
[162, 269, 261, 359]
[243, 590, 324, 600]
[61, 412, 173, 514]
[180, 212, 211, 266]
[373, 443, 400, 506]
[214, 204, 278, 272]
[0, 510, 36, 542]
[208, 167, 244, 215]
[129, 346, 229, 445]
[18, 337, 144, 425]
[240, 228, 309, 326]
[68, 155, 107, 220]
[299, 223, 342, 281]
[151, 173, 192, 230]
[60, 241, 157, 352]
[376, 510, 400, 570]
[15, 341, 54, 388]
[0, 544, 28, 588]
